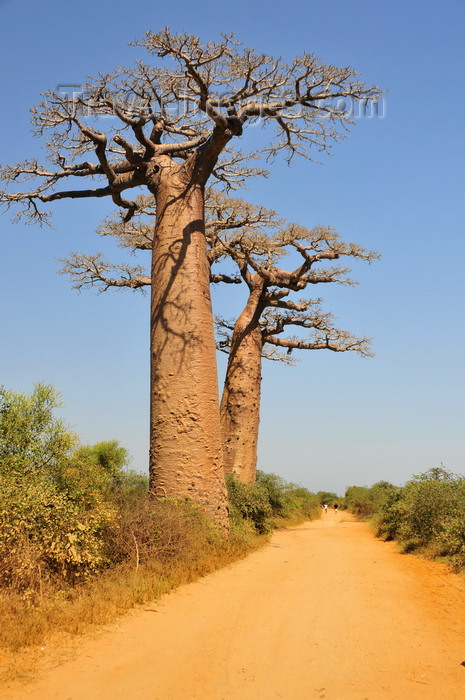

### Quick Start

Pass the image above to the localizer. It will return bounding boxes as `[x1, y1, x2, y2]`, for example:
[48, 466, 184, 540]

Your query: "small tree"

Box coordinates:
[54, 440, 130, 508]
[0, 385, 122, 590]
[0, 383, 77, 476]
[0, 29, 380, 525]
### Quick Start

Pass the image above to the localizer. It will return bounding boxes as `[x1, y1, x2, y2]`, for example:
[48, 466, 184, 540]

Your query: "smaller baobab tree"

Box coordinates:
[61, 191, 378, 485]
[217, 301, 373, 484]
[215, 221, 378, 483]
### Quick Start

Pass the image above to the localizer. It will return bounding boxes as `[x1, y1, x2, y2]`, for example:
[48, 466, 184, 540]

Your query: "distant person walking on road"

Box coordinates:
[323, 503, 328, 514]
[334, 503, 338, 514]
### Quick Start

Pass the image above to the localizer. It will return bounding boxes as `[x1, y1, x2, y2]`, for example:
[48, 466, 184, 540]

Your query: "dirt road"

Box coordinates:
[2, 512, 465, 699]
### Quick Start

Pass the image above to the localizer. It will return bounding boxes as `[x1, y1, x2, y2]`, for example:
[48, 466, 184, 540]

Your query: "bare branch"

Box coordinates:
[58, 252, 150, 293]
[264, 329, 373, 357]
[210, 273, 242, 284]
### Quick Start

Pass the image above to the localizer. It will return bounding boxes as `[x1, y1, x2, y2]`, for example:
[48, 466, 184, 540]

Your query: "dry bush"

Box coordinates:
[104, 496, 222, 569]
[0, 495, 264, 657]
[0, 469, 319, 661]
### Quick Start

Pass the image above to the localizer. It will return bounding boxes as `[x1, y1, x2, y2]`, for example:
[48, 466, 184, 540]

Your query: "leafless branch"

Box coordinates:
[58, 253, 151, 293]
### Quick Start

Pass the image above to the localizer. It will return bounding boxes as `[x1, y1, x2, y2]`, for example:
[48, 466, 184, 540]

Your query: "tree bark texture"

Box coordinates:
[220, 288, 264, 484]
[149, 178, 229, 528]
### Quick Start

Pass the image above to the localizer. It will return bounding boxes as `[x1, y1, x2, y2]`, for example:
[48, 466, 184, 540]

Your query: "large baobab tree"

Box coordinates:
[0, 29, 380, 526]
[61, 192, 378, 484]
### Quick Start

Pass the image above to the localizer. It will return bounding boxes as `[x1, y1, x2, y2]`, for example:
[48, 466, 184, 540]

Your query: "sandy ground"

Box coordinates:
[2, 511, 465, 700]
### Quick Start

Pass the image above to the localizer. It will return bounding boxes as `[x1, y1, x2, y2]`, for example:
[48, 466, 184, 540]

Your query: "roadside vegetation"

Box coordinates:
[343, 468, 465, 572]
[0, 384, 319, 655]
[228, 472, 320, 533]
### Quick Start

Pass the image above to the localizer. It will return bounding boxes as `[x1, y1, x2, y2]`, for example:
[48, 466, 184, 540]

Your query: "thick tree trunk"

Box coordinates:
[149, 176, 229, 529]
[220, 288, 264, 484]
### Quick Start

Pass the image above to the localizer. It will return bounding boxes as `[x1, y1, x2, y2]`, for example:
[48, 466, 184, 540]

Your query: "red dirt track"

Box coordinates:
[2, 512, 465, 699]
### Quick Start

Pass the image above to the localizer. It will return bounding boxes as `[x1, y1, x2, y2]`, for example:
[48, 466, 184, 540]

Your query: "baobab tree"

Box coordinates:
[215, 223, 378, 482]
[0, 28, 380, 526]
[61, 192, 378, 483]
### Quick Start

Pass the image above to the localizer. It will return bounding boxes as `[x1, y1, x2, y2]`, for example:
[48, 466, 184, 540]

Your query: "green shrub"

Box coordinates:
[227, 472, 320, 533]
[0, 384, 141, 593]
[437, 502, 465, 570]
[226, 475, 273, 534]
[396, 471, 453, 548]
[0, 383, 77, 477]
[343, 485, 376, 517]
[0, 474, 113, 592]
[393, 470, 465, 564]
[257, 472, 319, 522]
[53, 441, 131, 509]
[316, 491, 339, 506]
[347, 467, 465, 571]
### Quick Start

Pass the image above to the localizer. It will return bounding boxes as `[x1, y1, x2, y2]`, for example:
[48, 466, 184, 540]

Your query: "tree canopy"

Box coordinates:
[0, 28, 381, 223]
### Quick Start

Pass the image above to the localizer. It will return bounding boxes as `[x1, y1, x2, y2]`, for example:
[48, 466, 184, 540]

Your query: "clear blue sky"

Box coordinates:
[1, 0, 464, 495]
